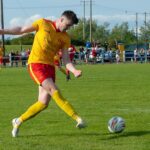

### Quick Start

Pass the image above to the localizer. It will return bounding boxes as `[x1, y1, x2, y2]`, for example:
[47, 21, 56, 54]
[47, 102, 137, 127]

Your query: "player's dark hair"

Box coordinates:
[61, 10, 79, 24]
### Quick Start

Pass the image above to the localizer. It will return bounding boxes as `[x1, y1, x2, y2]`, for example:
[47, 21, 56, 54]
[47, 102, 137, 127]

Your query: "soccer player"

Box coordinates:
[66, 44, 76, 81]
[0, 10, 86, 137]
[54, 51, 70, 80]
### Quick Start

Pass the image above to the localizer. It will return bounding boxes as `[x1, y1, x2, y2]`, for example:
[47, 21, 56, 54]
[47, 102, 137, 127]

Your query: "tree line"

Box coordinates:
[4, 19, 150, 49]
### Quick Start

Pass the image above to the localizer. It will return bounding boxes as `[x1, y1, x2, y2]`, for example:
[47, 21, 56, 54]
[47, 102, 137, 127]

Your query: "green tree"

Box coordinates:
[10, 33, 34, 45]
[68, 19, 84, 45]
[108, 22, 136, 48]
[93, 22, 110, 44]
[5, 20, 138, 48]
[68, 19, 110, 45]
[139, 21, 150, 44]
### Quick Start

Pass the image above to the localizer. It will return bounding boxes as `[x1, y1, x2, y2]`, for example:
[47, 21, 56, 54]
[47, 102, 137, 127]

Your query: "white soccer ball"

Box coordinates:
[108, 116, 125, 133]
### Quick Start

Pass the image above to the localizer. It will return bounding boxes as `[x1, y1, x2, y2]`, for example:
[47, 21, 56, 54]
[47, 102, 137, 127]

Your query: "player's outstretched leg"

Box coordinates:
[52, 90, 86, 128]
[11, 101, 47, 137]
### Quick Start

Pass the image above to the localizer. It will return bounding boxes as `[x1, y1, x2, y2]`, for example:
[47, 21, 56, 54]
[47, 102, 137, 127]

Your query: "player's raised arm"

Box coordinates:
[0, 24, 36, 35]
[62, 48, 82, 78]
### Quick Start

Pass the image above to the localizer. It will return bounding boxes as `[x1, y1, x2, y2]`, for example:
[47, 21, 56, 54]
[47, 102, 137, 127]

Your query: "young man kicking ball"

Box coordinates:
[0, 10, 86, 137]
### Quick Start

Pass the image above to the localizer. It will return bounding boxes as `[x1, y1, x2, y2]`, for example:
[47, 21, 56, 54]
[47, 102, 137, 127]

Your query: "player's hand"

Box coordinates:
[73, 70, 82, 78]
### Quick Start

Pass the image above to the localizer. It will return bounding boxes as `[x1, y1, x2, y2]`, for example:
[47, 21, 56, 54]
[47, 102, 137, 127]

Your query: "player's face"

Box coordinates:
[59, 16, 73, 32]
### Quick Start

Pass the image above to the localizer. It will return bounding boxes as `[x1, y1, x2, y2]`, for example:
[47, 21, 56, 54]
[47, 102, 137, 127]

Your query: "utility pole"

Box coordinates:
[144, 12, 147, 30]
[0, 0, 5, 55]
[144, 12, 147, 49]
[81, 0, 86, 41]
[126, 11, 150, 50]
[135, 12, 138, 49]
[89, 0, 92, 43]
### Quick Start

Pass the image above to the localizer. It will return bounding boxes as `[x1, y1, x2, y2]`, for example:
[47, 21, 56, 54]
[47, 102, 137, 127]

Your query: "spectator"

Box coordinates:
[26, 48, 31, 60]
[134, 48, 138, 63]
[100, 48, 105, 64]
[139, 48, 145, 63]
[116, 49, 120, 64]
[108, 48, 113, 63]
[9, 50, 15, 67]
[85, 48, 90, 64]
[14, 51, 20, 67]
[21, 50, 27, 66]
[79, 47, 85, 63]
[68, 44, 76, 63]
[86, 41, 91, 49]
[147, 49, 150, 62]
[66, 45, 76, 80]
[91, 46, 97, 64]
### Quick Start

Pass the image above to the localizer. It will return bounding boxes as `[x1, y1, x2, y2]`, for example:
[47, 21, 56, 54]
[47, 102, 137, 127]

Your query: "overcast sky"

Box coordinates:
[2, 0, 150, 32]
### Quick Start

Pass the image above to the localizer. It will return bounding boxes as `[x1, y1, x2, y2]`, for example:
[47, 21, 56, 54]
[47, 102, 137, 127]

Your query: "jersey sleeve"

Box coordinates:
[32, 18, 43, 31]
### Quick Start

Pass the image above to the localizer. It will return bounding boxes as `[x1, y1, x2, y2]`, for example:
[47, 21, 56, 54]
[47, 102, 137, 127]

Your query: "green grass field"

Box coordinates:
[0, 63, 150, 150]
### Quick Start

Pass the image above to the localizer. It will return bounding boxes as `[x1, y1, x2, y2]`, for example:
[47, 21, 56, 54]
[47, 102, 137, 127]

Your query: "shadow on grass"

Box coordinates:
[101, 130, 150, 140]
[20, 132, 101, 138]
[18, 130, 150, 140]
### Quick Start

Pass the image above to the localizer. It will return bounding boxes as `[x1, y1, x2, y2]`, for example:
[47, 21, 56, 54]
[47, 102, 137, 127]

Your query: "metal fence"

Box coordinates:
[0, 50, 150, 68]
[0, 55, 28, 67]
